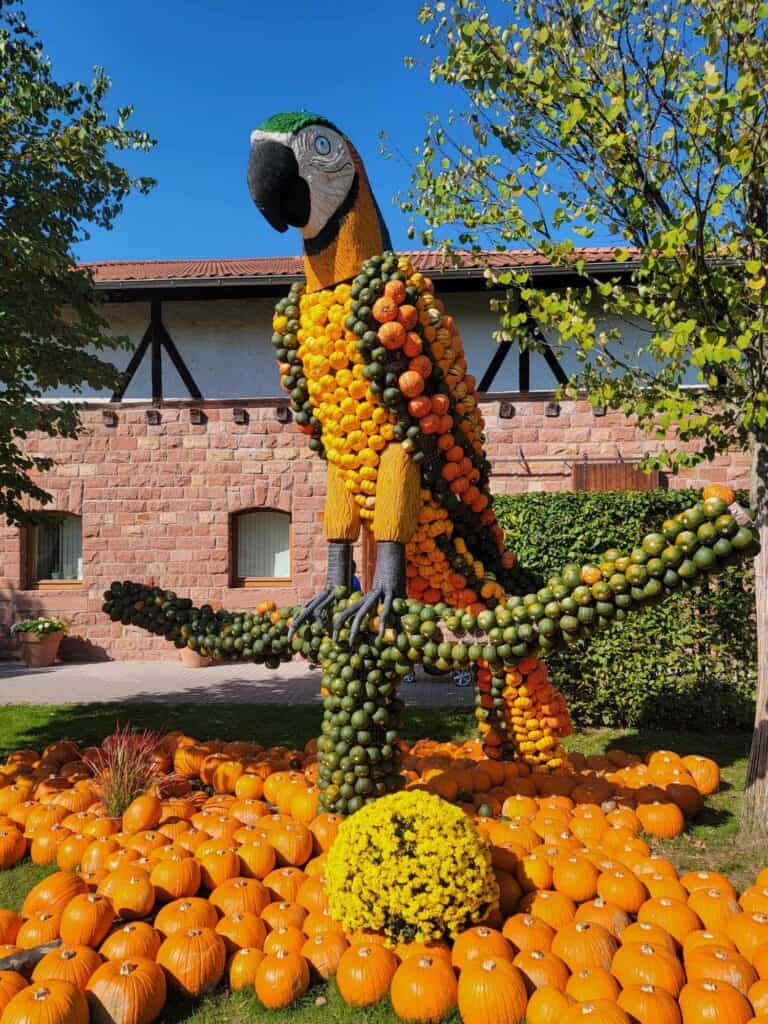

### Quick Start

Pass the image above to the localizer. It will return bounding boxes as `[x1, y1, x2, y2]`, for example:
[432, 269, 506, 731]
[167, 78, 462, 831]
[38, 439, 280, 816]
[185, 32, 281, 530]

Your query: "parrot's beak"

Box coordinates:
[247, 138, 310, 234]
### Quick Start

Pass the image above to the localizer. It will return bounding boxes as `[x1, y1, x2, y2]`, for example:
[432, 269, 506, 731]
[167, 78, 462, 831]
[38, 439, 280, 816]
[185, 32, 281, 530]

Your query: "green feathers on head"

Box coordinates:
[257, 111, 342, 136]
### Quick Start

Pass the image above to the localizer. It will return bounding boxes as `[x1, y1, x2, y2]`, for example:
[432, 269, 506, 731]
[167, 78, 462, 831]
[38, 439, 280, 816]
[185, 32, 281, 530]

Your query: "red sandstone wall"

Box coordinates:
[0, 396, 750, 662]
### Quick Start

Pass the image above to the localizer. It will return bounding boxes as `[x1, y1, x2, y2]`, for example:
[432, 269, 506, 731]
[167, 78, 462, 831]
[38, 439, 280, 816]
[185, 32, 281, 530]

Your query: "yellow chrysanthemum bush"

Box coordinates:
[325, 790, 499, 944]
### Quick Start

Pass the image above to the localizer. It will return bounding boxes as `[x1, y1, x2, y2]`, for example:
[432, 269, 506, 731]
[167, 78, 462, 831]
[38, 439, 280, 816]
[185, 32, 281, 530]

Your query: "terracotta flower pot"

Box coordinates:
[18, 631, 63, 668]
[179, 647, 212, 669]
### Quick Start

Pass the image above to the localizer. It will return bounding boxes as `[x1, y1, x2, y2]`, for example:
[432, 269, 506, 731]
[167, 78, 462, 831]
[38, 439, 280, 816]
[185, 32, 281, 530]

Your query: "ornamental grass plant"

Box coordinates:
[84, 723, 165, 817]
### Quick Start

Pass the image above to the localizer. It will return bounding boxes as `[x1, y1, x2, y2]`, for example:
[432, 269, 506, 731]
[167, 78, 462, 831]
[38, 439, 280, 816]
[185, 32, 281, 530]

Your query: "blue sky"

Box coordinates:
[29, 0, 446, 263]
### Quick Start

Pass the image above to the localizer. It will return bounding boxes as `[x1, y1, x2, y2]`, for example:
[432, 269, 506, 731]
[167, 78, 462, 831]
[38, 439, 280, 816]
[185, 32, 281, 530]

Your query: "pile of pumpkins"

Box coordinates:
[0, 733, 763, 1024]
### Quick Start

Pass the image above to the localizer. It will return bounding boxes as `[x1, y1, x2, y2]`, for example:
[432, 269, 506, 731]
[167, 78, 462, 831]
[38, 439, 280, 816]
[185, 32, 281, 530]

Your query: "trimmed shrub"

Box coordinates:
[493, 489, 756, 729]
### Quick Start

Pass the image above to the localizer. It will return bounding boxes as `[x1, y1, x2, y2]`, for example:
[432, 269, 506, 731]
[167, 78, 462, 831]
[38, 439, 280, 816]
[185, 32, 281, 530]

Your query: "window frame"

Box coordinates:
[231, 508, 292, 588]
[23, 512, 84, 590]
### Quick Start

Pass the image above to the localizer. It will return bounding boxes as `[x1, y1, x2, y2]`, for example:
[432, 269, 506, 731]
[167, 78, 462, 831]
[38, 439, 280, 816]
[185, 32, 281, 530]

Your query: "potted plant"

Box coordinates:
[179, 644, 212, 669]
[11, 617, 68, 668]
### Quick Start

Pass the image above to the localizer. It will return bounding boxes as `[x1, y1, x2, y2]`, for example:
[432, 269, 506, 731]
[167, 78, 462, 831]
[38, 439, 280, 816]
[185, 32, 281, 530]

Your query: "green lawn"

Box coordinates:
[0, 703, 759, 1024]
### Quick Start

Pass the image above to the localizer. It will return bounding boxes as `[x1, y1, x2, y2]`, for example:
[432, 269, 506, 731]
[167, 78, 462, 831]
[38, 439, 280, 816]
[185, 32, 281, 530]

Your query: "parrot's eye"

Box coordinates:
[314, 135, 331, 156]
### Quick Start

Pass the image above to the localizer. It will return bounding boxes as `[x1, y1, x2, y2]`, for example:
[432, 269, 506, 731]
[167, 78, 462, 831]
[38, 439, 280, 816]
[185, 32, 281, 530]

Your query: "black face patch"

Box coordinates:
[247, 140, 311, 232]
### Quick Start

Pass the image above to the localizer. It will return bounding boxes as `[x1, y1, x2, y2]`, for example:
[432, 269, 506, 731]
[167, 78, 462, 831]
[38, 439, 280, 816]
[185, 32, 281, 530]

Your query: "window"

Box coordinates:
[26, 513, 83, 587]
[234, 509, 291, 585]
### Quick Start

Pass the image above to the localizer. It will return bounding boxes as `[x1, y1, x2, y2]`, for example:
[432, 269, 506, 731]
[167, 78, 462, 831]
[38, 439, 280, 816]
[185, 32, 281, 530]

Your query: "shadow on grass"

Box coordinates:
[0, 703, 478, 758]
[691, 803, 736, 829]
[603, 728, 750, 772]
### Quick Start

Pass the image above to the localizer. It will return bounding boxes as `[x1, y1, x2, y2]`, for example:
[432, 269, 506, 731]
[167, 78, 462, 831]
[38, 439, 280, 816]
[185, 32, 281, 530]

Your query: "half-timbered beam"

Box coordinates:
[150, 300, 162, 403]
[157, 319, 203, 400]
[110, 300, 204, 403]
[111, 326, 151, 402]
[478, 341, 512, 392]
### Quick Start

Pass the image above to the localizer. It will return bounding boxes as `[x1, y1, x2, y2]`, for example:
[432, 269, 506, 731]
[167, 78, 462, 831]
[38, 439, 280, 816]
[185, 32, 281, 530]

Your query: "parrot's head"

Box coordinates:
[247, 111, 391, 260]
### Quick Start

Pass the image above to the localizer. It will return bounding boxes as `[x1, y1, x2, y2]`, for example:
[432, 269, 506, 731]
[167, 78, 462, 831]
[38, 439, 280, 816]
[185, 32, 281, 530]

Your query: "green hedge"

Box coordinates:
[492, 489, 756, 730]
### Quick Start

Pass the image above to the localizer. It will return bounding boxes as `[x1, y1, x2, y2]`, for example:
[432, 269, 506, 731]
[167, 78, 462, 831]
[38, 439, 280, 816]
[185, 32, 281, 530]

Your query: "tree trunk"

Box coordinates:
[745, 436, 768, 829]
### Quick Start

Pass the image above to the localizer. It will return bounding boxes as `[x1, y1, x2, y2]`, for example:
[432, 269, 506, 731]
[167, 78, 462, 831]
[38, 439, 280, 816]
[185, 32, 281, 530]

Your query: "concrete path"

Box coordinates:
[0, 659, 475, 707]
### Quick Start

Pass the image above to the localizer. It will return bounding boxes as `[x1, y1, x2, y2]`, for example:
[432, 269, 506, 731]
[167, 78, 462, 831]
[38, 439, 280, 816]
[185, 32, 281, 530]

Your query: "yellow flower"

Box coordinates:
[325, 791, 498, 945]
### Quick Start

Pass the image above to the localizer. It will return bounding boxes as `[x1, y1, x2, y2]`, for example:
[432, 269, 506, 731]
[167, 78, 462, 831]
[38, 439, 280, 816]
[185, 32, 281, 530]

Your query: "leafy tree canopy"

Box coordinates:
[406, 0, 768, 467]
[0, 0, 154, 524]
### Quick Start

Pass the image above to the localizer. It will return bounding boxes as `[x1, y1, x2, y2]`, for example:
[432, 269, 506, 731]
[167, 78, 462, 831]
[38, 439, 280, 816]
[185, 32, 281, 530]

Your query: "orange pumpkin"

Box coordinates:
[0, 971, 28, 1015]
[301, 932, 349, 980]
[617, 984, 682, 1024]
[452, 926, 514, 971]
[122, 796, 162, 834]
[502, 914, 556, 953]
[253, 950, 310, 1009]
[1, 980, 88, 1024]
[685, 946, 757, 995]
[32, 946, 103, 991]
[100, 923, 162, 961]
[678, 979, 753, 1024]
[566, 967, 621, 1003]
[214, 912, 267, 954]
[336, 944, 398, 1007]
[513, 949, 571, 994]
[457, 956, 529, 1024]
[156, 928, 225, 998]
[526, 986, 575, 1024]
[228, 947, 265, 991]
[390, 954, 458, 1023]
[209, 878, 270, 917]
[154, 898, 218, 938]
[610, 943, 686, 997]
[551, 922, 618, 973]
[702, 484, 735, 505]
[85, 957, 166, 1024]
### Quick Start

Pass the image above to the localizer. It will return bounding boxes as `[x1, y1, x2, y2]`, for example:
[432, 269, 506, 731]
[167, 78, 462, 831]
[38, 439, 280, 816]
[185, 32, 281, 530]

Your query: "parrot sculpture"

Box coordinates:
[102, 111, 758, 802]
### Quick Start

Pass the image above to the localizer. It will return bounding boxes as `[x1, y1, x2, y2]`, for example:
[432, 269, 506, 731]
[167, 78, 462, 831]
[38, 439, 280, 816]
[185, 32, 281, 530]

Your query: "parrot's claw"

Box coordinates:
[288, 587, 337, 639]
[332, 584, 396, 645]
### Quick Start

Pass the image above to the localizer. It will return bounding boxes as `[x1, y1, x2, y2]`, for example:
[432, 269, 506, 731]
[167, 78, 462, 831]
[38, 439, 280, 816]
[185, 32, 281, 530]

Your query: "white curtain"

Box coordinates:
[34, 515, 82, 581]
[60, 515, 83, 580]
[237, 511, 290, 579]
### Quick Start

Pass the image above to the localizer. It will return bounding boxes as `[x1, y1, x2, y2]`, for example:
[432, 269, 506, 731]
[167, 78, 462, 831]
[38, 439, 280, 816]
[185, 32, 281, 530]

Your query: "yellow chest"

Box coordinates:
[296, 286, 396, 521]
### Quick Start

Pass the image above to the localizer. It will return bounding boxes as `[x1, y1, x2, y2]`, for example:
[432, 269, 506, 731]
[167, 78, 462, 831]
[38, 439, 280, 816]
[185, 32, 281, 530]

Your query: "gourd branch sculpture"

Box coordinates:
[104, 112, 760, 815]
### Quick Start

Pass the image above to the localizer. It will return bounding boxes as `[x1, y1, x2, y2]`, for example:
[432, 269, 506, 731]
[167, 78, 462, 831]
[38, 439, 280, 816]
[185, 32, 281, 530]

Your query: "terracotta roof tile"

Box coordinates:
[82, 247, 638, 285]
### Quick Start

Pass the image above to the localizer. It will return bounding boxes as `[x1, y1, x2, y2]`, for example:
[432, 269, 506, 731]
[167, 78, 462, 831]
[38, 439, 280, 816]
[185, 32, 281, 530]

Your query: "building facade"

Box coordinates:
[0, 251, 750, 661]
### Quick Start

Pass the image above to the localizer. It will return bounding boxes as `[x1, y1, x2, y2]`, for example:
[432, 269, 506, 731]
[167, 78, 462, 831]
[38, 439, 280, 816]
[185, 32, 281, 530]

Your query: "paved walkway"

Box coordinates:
[0, 659, 474, 707]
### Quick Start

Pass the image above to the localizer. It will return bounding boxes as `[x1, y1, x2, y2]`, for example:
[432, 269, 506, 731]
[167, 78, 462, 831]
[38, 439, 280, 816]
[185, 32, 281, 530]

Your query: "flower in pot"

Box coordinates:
[11, 618, 69, 668]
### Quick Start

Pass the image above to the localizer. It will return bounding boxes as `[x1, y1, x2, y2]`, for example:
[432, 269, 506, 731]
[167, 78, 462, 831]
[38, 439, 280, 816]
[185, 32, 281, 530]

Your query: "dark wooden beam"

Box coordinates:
[111, 325, 152, 402]
[150, 300, 162, 403]
[478, 341, 512, 393]
[541, 341, 569, 386]
[157, 320, 203, 400]
[519, 348, 530, 392]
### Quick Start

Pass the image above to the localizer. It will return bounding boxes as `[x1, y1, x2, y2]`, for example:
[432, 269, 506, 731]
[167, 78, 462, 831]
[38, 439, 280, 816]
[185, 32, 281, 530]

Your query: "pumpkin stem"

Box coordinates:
[33, 988, 50, 1000]
[119, 961, 137, 975]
